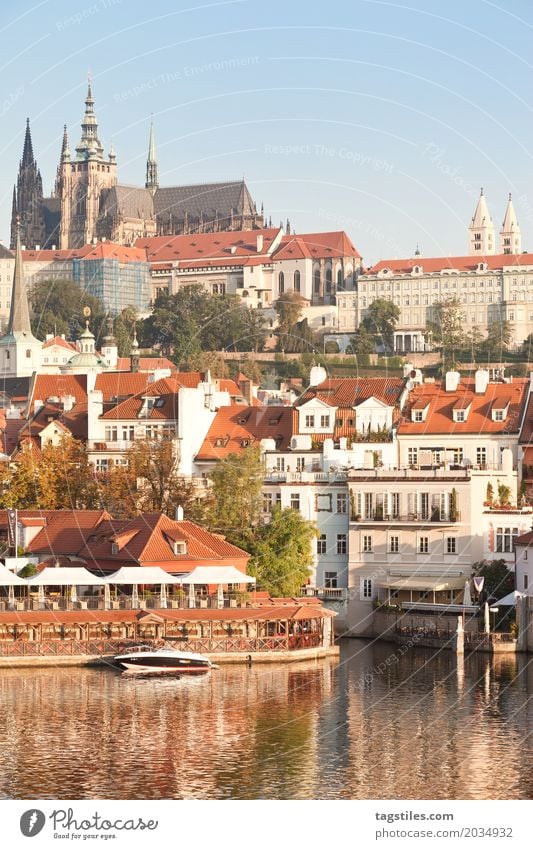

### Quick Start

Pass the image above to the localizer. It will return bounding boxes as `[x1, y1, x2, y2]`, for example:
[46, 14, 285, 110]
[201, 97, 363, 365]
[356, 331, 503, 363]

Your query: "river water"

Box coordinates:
[1, 639, 532, 800]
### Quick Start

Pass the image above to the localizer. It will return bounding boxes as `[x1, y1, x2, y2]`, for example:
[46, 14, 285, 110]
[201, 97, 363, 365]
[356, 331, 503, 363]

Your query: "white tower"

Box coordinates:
[0, 221, 42, 377]
[500, 193, 521, 254]
[468, 188, 495, 255]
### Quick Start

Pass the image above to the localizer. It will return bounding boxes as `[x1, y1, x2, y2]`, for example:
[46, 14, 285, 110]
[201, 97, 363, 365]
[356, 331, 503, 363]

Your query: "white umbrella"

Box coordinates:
[188, 582, 196, 609]
[160, 583, 167, 609]
[463, 580, 472, 606]
[484, 602, 490, 634]
[38, 584, 45, 605]
[217, 583, 224, 609]
[70, 584, 78, 604]
[8, 585, 15, 606]
[494, 590, 525, 606]
[104, 582, 111, 610]
[131, 584, 139, 608]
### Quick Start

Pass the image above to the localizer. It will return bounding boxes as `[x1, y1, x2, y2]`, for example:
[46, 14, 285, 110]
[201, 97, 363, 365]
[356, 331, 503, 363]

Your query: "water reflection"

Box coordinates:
[0, 642, 532, 799]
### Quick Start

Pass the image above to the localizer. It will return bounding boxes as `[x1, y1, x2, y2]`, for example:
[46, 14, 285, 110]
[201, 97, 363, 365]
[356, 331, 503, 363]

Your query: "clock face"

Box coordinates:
[83, 306, 91, 318]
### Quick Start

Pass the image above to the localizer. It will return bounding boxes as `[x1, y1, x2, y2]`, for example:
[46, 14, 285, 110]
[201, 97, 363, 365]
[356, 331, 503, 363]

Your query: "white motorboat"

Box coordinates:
[114, 644, 213, 674]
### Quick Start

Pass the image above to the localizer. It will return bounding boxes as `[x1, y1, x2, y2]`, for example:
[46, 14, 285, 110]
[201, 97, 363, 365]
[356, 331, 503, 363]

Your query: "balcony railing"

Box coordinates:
[351, 512, 460, 524]
[264, 471, 347, 483]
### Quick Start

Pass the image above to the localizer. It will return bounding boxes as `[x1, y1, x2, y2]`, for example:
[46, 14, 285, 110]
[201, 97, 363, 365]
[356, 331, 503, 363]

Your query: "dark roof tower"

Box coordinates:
[145, 120, 158, 193]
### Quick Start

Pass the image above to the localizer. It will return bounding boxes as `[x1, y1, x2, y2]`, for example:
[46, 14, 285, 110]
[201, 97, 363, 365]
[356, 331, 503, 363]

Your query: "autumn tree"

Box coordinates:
[101, 438, 209, 520]
[30, 279, 106, 343]
[247, 506, 317, 596]
[113, 307, 139, 357]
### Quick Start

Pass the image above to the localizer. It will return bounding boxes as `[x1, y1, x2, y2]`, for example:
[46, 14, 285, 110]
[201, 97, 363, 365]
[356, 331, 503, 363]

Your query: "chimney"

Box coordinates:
[238, 376, 252, 405]
[45, 333, 53, 341]
[474, 369, 490, 394]
[175, 505, 184, 521]
[61, 394, 75, 412]
[256, 234, 263, 252]
[444, 371, 460, 392]
[35, 244, 40, 251]
[33, 399, 44, 413]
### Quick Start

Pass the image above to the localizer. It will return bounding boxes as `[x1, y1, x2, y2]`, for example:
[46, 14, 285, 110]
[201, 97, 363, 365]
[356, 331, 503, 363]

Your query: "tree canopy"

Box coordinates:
[426, 297, 466, 372]
[30, 278, 107, 342]
[141, 286, 267, 362]
[207, 445, 265, 548]
[247, 506, 316, 596]
[360, 299, 400, 352]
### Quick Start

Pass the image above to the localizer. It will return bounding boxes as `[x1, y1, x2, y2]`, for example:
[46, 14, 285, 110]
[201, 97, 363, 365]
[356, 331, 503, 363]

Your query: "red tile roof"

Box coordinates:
[30, 374, 88, 411]
[76, 513, 250, 572]
[94, 372, 151, 402]
[399, 377, 528, 435]
[275, 231, 361, 260]
[114, 356, 176, 372]
[297, 377, 406, 409]
[42, 336, 77, 351]
[22, 242, 147, 264]
[136, 228, 281, 262]
[100, 376, 181, 421]
[196, 406, 294, 460]
[19, 511, 112, 555]
[368, 253, 533, 275]
[519, 393, 533, 444]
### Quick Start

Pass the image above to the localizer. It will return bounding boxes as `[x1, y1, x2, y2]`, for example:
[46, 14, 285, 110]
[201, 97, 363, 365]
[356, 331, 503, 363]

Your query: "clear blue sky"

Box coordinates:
[2, 0, 533, 263]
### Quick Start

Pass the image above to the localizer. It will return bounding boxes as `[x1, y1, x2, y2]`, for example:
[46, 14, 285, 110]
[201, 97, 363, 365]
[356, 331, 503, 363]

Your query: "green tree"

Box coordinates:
[247, 506, 317, 596]
[182, 351, 230, 377]
[113, 307, 139, 357]
[472, 559, 514, 601]
[346, 326, 375, 357]
[208, 446, 264, 548]
[426, 297, 466, 372]
[30, 278, 106, 343]
[360, 299, 400, 352]
[275, 291, 305, 333]
[479, 318, 513, 359]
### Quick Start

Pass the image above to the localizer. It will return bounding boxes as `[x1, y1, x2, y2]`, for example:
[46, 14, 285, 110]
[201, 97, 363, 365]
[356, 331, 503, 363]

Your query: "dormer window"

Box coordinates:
[215, 437, 225, 447]
[241, 438, 250, 447]
[453, 400, 471, 422]
[413, 410, 423, 422]
[411, 401, 429, 423]
[111, 543, 119, 555]
[454, 410, 466, 422]
[492, 402, 509, 422]
[172, 541, 187, 555]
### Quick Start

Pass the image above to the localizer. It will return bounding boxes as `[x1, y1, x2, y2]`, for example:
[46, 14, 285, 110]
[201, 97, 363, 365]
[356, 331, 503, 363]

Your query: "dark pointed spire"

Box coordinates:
[7, 218, 33, 335]
[76, 77, 104, 161]
[145, 119, 158, 191]
[54, 125, 68, 197]
[22, 118, 34, 168]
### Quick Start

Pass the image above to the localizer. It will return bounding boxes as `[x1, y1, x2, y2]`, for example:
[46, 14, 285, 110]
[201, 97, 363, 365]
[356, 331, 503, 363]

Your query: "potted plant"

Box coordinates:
[449, 488, 458, 522]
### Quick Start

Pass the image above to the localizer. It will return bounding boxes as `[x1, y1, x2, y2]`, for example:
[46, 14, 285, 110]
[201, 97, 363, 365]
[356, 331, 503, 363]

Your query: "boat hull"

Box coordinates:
[114, 650, 212, 674]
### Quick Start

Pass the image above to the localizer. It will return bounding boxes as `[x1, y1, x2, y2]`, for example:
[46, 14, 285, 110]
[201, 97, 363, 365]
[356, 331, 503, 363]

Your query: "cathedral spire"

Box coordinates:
[145, 120, 158, 192]
[54, 125, 68, 197]
[7, 219, 33, 335]
[21, 118, 34, 168]
[468, 187, 495, 255]
[76, 78, 104, 160]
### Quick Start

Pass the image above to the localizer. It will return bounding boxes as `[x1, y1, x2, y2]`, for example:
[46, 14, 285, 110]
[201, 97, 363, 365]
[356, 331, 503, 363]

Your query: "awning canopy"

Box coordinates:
[104, 567, 184, 585]
[494, 590, 525, 606]
[26, 567, 107, 587]
[0, 566, 28, 586]
[180, 566, 256, 585]
[378, 575, 467, 591]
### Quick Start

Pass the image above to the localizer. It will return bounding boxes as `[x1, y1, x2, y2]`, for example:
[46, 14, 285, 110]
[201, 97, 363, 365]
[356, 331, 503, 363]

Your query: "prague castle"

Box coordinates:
[11, 82, 264, 251]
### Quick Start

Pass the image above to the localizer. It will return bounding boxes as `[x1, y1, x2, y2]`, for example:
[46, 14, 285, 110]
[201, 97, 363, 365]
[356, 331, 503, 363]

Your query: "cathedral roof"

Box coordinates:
[99, 185, 154, 221]
[154, 179, 256, 223]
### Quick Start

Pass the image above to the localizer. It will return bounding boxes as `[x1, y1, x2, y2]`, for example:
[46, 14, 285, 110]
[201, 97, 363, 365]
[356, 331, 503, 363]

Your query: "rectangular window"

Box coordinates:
[290, 493, 300, 510]
[408, 447, 418, 466]
[324, 571, 337, 589]
[446, 537, 457, 554]
[413, 411, 423, 422]
[317, 534, 327, 555]
[104, 426, 117, 442]
[305, 415, 315, 428]
[363, 535, 372, 553]
[389, 535, 399, 553]
[524, 574, 528, 590]
[336, 493, 348, 514]
[476, 447, 487, 466]
[419, 536, 429, 554]
[496, 527, 518, 553]
[364, 492, 373, 518]
[262, 493, 273, 513]
[296, 457, 305, 472]
[276, 457, 285, 472]
[337, 534, 347, 554]
[452, 448, 463, 465]
[320, 415, 330, 428]
[391, 493, 400, 518]
[275, 493, 282, 506]
[493, 409, 504, 421]
[361, 578, 373, 599]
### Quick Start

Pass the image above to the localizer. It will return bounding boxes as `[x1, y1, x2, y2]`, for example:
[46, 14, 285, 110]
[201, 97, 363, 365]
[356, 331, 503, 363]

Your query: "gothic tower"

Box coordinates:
[10, 119, 45, 250]
[468, 188, 495, 255]
[54, 125, 68, 198]
[59, 81, 117, 249]
[0, 219, 42, 377]
[145, 120, 158, 193]
[500, 193, 521, 254]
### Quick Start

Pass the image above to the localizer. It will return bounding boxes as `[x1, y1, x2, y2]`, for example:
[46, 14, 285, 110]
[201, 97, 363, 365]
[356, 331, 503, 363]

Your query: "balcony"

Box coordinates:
[304, 587, 348, 601]
[264, 470, 347, 483]
[88, 440, 132, 452]
[350, 511, 460, 525]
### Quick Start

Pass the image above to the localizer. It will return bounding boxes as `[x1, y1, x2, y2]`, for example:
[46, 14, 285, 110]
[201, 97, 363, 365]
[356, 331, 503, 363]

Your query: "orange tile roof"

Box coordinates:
[22, 511, 112, 555]
[42, 336, 77, 351]
[114, 356, 176, 372]
[30, 374, 88, 411]
[297, 377, 406, 409]
[196, 405, 294, 460]
[275, 231, 361, 260]
[94, 372, 151, 402]
[22, 242, 147, 264]
[77, 513, 250, 571]
[100, 376, 181, 420]
[398, 377, 529, 436]
[136, 228, 281, 262]
[368, 253, 533, 275]
[520, 394, 533, 444]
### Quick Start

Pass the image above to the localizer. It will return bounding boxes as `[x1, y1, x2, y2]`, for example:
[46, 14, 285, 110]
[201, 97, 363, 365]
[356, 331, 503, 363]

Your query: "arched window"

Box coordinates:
[278, 271, 284, 294]
[325, 268, 332, 294]
[313, 268, 320, 294]
[294, 270, 301, 293]
[25, 349, 31, 358]
[337, 268, 343, 289]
